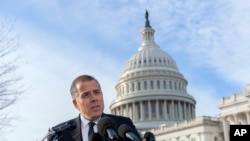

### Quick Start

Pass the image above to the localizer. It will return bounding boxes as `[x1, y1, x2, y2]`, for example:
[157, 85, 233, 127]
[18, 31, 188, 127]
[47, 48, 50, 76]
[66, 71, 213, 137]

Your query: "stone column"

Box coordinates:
[129, 103, 132, 119]
[186, 135, 190, 141]
[184, 102, 187, 119]
[190, 103, 193, 119]
[163, 100, 167, 119]
[222, 117, 229, 141]
[148, 100, 152, 120]
[246, 111, 250, 124]
[117, 107, 120, 115]
[132, 102, 136, 121]
[174, 101, 178, 119]
[234, 114, 238, 124]
[178, 101, 182, 120]
[121, 106, 123, 116]
[156, 100, 159, 120]
[193, 105, 196, 117]
[111, 108, 113, 114]
[123, 105, 126, 117]
[126, 104, 128, 117]
[171, 100, 175, 120]
[189, 104, 192, 119]
[190, 104, 194, 118]
[188, 103, 192, 119]
[140, 101, 144, 121]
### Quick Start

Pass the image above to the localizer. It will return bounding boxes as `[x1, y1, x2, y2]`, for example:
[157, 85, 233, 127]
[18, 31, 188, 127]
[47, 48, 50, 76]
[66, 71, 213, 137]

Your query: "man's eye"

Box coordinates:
[94, 90, 101, 94]
[82, 93, 89, 98]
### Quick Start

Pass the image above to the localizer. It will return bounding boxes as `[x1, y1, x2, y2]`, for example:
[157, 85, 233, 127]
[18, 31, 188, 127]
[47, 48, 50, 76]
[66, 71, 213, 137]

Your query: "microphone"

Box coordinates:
[52, 120, 76, 134]
[89, 133, 102, 141]
[143, 131, 155, 141]
[97, 116, 119, 141]
[43, 121, 76, 141]
[118, 124, 141, 141]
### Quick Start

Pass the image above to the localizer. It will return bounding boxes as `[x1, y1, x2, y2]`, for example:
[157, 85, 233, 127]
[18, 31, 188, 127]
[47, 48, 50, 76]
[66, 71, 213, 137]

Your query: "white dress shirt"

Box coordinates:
[80, 115, 100, 141]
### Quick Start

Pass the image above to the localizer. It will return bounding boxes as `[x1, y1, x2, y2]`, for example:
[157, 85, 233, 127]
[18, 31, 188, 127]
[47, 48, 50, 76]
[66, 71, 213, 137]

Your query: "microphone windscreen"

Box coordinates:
[143, 131, 155, 141]
[52, 120, 76, 133]
[97, 116, 117, 137]
[88, 133, 102, 141]
[118, 124, 133, 139]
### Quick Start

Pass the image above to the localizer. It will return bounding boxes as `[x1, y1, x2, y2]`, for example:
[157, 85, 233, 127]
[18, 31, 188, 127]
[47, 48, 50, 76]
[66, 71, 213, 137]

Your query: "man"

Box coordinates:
[47, 74, 141, 141]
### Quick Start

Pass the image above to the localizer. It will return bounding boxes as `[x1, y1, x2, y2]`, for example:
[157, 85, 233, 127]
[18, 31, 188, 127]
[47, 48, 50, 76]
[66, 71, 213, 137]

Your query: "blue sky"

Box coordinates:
[1, 0, 250, 140]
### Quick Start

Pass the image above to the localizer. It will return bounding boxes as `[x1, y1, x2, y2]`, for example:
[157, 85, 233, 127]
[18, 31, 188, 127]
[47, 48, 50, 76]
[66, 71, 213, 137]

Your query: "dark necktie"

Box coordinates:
[88, 122, 96, 138]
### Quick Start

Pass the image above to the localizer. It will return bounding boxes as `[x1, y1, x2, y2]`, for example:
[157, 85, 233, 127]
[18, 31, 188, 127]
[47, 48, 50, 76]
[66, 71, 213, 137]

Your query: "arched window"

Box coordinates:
[122, 86, 125, 95]
[150, 80, 154, 89]
[137, 82, 141, 91]
[163, 80, 166, 89]
[144, 81, 147, 90]
[157, 80, 160, 89]
[126, 83, 129, 93]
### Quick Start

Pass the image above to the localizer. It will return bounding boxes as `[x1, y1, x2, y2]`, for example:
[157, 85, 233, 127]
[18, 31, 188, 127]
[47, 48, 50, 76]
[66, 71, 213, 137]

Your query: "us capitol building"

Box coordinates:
[109, 11, 250, 141]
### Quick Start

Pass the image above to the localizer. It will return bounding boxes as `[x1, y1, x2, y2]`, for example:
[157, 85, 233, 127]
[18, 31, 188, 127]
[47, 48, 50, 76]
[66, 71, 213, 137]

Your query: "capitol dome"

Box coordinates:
[122, 39, 179, 75]
[110, 11, 196, 130]
[123, 29, 179, 75]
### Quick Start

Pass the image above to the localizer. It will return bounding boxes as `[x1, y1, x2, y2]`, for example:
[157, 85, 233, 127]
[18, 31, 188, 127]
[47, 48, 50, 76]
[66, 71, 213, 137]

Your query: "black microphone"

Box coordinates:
[52, 120, 76, 134]
[143, 131, 155, 141]
[97, 116, 119, 141]
[89, 133, 102, 141]
[118, 124, 141, 141]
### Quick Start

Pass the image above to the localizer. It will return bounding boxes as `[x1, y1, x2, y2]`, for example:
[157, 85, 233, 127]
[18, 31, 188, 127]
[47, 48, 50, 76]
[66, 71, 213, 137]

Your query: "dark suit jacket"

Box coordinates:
[47, 113, 141, 141]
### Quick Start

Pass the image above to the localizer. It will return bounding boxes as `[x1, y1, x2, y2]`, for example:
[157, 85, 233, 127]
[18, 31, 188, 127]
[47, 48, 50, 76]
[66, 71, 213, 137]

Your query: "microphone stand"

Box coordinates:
[106, 128, 119, 141]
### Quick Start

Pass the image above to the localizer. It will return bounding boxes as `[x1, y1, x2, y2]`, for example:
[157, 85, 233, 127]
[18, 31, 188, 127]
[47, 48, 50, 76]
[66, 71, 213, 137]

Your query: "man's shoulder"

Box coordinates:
[102, 113, 133, 124]
[52, 116, 79, 129]
[103, 113, 130, 120]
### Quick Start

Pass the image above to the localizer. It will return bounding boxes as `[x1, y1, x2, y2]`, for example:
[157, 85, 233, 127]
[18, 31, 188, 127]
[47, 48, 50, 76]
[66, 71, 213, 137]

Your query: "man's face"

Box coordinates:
[72, 80, 104, 121]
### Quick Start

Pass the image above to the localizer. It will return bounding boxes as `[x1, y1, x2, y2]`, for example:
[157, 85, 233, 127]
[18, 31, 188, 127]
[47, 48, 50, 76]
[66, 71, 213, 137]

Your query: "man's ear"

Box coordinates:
[72, 99, 79, 110]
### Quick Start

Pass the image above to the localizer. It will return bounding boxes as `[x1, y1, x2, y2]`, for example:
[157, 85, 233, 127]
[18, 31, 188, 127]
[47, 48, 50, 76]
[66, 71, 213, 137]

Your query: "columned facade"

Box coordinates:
[152, 116, 224, 141]
[111, 99, 196, 122]
[217, 84, 250, 141]
[110, 11, 196, 130]
[146, 84, 250, 141]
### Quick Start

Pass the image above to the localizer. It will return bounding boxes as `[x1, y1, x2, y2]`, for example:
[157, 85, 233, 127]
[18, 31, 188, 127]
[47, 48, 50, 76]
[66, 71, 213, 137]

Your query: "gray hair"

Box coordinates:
[70, 74, 101, 99]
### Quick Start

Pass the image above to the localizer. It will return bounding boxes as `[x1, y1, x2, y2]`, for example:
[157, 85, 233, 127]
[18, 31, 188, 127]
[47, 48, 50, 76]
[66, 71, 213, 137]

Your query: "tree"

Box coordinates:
[0, 20, 23, 136]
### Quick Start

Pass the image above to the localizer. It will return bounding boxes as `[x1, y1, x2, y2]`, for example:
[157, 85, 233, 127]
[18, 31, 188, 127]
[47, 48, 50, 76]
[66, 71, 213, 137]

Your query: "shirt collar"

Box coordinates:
[80, 115, 101, 127]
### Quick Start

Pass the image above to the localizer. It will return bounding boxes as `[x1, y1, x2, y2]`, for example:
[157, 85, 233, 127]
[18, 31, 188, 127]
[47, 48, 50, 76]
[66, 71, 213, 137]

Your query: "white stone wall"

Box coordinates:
[151, 116, 224, 141]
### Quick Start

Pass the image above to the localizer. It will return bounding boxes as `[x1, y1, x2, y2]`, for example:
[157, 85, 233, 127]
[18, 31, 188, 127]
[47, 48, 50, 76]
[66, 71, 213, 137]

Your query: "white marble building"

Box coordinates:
[110, 10, 196, 131]
[217, 84, 250, 141]
[110, 11, 250, 141]
[149, 84, 250, 141]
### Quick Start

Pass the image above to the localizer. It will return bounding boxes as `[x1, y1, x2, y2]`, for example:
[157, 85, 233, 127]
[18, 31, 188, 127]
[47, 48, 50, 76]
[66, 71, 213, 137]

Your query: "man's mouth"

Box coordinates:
[91, 105, 100, 109]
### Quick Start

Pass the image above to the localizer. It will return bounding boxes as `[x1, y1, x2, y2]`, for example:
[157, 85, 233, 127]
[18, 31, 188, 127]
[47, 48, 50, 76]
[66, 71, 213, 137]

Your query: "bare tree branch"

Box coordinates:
[0, 20, 24, 137]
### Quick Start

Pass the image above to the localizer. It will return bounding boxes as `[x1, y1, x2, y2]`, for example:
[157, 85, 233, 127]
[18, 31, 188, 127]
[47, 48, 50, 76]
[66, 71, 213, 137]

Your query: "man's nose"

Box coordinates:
[90, 92, 97, 101]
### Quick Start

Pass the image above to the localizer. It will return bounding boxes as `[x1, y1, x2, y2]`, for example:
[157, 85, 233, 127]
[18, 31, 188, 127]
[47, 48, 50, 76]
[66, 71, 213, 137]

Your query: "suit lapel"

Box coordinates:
[70, 115, 83, 141]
